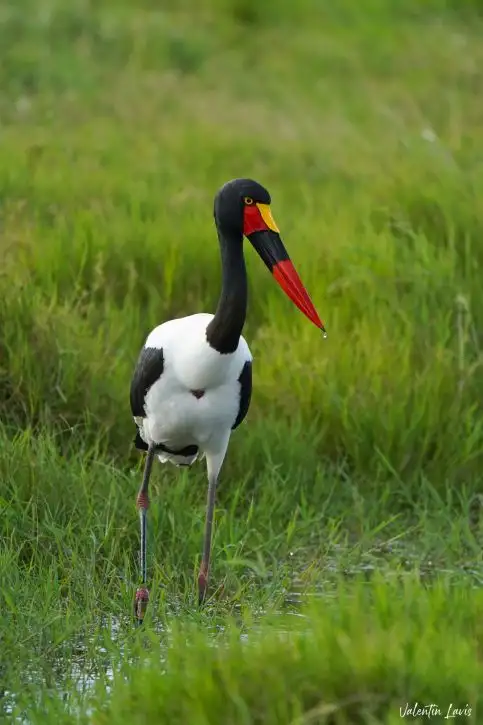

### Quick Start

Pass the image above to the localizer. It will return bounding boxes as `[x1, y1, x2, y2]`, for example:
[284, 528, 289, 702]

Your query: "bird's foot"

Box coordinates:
[134, 586, 150, 625]
[198, 567, 209, 606]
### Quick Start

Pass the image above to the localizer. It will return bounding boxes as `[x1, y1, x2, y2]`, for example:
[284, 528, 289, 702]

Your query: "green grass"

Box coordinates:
[2, 0, 483, 722]
[6, 581, 483, 724]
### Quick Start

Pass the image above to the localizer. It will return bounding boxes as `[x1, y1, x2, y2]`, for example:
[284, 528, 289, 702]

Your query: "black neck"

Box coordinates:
[206, 227, 247, 354]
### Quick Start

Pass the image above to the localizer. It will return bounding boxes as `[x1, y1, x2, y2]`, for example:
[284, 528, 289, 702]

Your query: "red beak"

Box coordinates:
[244, 203, 327, 335]
[272, 259, 326, 332]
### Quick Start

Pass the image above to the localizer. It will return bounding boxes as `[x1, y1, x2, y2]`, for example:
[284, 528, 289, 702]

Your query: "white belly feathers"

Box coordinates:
[140, 313, 252, 451]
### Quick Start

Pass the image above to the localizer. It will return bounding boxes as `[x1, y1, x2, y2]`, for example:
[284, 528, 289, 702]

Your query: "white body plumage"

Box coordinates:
[133, 313, 252, 479]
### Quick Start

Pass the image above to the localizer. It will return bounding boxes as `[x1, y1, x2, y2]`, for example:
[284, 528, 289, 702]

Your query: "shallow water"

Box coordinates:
[2, 543, 482, 723]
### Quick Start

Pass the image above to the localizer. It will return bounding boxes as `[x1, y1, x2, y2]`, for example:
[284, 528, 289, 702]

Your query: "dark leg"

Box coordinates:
[134, 443, 155, 626]
[198, 473, 217, 605]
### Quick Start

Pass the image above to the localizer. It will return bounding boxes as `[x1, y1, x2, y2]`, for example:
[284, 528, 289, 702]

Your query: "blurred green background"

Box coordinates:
[2, 1, 483, 721]
[2, 0, 483, 490]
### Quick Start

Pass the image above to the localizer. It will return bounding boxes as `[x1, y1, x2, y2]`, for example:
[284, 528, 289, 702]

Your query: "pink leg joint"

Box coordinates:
[135, 586, 150, 621]
[136, 491, 150, 510]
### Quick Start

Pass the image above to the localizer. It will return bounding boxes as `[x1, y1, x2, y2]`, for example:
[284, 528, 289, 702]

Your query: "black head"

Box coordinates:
[214, 178, 271, 236]
[212, 177, 327, 334]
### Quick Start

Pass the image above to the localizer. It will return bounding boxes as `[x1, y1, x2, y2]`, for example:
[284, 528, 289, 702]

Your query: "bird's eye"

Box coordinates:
[244, 196, 254, 205]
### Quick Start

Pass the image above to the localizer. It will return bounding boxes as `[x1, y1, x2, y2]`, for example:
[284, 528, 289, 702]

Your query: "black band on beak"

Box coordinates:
[246, 229, 290, 272]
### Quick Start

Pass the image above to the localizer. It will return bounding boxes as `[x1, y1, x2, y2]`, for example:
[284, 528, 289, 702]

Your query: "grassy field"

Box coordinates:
[2, 0, 483, 722]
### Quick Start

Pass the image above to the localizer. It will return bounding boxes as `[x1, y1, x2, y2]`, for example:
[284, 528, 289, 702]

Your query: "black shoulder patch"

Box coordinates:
[130, 346, 165, 418]
[232, 359, 252, 429]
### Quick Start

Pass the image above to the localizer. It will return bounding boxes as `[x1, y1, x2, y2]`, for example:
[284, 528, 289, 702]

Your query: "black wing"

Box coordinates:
[232, 359, 252, 430]
[134, 430, 149, 451]
[130, 346, 165, 418]
[133, 429, 199, 458]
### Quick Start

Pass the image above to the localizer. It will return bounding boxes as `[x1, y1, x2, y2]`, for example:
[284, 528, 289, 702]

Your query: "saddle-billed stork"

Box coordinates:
[130, 178, 326, 622]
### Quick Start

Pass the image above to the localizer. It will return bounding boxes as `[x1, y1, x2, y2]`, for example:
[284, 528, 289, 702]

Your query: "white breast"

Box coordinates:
[142, 313, 252, 451]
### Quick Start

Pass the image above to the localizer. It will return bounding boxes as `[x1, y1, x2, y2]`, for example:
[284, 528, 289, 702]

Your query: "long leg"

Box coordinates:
[134, 443, 155, 625]
[198, 472, 217, 605]
[197, 436, 231, 605]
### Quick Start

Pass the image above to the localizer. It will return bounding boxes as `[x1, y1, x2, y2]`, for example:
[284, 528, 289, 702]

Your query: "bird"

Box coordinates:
[130, 178, 327, 622]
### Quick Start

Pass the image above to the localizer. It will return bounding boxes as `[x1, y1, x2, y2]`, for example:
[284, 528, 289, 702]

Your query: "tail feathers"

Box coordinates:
[133, 430, 199, 467]
[157, 450, 199, 467]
